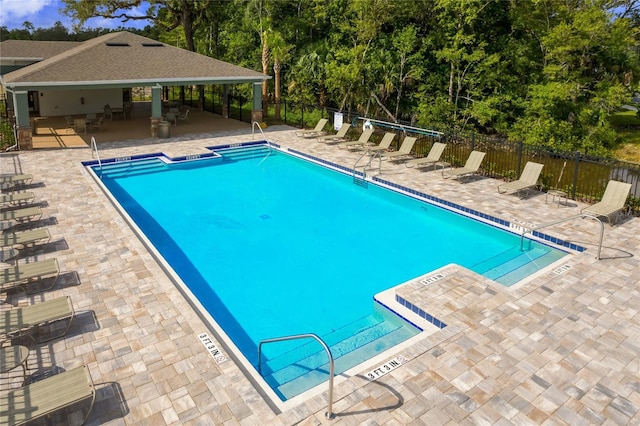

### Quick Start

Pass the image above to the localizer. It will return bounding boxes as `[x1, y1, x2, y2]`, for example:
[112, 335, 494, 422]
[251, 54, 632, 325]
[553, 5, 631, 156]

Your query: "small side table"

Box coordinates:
[546, 189, 568, 207]
[0, 345, 29, 385]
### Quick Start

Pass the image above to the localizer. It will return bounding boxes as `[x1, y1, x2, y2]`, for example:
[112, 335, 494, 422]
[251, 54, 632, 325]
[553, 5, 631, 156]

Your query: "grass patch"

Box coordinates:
[610, 109, 640, 163]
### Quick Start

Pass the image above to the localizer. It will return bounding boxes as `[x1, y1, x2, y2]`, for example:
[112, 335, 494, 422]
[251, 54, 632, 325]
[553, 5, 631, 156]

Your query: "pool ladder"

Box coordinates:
[353, 150, 381, 186]
[258, 333, 335, 419]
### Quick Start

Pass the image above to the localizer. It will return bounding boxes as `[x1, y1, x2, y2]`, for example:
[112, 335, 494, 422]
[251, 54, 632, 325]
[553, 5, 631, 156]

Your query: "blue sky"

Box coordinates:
[0, 0, 151, 31]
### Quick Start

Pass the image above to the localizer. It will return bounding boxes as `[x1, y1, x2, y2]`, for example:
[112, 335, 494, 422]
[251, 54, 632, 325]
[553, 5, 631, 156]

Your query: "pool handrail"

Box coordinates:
[258, 333, 335, 419]
[251, 121, 273, 165]
[519, 213, 604, 259]
[90, 137, 102, 175]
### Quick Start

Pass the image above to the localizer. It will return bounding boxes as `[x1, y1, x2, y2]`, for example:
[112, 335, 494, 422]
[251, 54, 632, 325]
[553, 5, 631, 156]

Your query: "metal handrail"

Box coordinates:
[352, 116, 444, 138]
[519, 213, 605, 259]
[90, 137, 102, 175]
[252, 121, 273, 165]
[258, 333, 335, 419]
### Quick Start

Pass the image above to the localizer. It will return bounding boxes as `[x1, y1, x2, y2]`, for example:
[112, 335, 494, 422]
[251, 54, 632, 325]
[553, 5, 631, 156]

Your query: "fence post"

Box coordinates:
[284, 100, 287, 124]
[572, 151, 580, 200]
[301, 104, 304, 128]
[471, 132, 475, 152]
[516, 141, 523, 177]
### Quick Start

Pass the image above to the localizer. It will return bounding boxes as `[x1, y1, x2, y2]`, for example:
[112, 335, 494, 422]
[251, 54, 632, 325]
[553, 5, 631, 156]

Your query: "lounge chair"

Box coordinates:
[317, 123, 351, 143]
[497, 161, 544, 199]
[581, 180, 632, 224]
[0, 258, 59, 296]
[1, 228, 50, 248]
[0, 206, 43, 222]
[378, 136, 417, 160]
[367, 132, 397, 153]
[0, 364, 95, 425]
[0, 191, 35, 206]
[0, 295, 74, 343]
[0, 174, 33, 186]
[177, 108, 189, 123]
[442, 151, 486, 180]
[296, 118, 328, 138]
[405, 142, 447, 168]
[337, 128, 374, 149]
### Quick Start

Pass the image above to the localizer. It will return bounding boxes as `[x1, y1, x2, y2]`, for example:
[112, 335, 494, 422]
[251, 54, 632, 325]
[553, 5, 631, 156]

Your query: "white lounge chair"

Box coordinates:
[442, 151, 486, 180]
[296, 118, 328, 138]
[581, 180, 632, 224]
[497, 162, 544, 199]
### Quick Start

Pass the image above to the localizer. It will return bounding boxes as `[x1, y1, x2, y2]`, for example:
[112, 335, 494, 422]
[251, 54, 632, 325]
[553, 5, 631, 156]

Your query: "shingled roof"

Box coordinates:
[1, 31, 268, 89]
[0, 40, 81, 61]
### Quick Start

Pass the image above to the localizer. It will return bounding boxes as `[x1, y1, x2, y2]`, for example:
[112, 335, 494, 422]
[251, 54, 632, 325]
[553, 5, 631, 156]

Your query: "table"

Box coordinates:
[0, 345, 29, 385]
[546, 189, 568, 207]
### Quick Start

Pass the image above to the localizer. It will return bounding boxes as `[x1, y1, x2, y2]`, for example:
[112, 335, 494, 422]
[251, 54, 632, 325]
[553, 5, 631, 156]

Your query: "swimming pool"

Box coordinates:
[86, 143, 569, 402]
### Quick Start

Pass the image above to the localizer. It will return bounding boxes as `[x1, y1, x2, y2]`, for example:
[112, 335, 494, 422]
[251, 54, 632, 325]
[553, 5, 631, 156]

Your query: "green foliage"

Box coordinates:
[3, 0, 640, 158]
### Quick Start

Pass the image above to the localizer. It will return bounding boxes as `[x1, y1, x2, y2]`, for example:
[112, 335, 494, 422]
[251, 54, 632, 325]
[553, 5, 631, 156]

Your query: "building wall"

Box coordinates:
[38, 88, 124, 116]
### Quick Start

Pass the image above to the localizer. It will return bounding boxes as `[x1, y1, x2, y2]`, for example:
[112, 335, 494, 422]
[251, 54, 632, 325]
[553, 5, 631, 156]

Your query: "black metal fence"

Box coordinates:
[258, 100, 640, 215]
[169, 90, 640, 215]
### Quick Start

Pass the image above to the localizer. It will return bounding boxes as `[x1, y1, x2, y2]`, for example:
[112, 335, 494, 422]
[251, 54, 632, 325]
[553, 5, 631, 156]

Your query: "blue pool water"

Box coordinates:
[92, 145, 566, 400]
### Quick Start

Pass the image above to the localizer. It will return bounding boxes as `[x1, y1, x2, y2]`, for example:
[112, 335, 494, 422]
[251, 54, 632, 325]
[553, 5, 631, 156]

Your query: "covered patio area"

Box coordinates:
[30, 102, 251, 149]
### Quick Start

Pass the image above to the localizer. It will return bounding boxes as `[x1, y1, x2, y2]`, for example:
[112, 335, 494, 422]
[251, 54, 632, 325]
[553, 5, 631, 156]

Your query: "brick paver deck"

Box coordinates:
[1, 125, 638, 425]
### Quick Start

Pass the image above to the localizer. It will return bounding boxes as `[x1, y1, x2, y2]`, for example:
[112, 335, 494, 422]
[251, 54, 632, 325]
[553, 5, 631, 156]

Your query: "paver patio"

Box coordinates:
[1, 123, 638, 425]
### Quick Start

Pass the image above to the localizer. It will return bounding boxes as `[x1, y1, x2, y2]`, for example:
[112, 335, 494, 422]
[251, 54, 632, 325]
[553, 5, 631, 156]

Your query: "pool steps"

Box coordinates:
[473, 245, 565, 286]
[260, 312, 419, 400]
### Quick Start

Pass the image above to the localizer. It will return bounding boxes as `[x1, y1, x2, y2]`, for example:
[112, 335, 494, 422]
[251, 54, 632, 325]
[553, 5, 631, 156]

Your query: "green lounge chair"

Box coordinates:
[1, 228, 50, 248]
[442, 151, 486, 180]
[379, 136, 417, 160]
[0, 174, 33, 188]
[0, 206, 43, 222]
[405, 142, 447, 168]
[497, 162, 544, 199]
[317, 123, 351, 143]
[296, 118, 329, 138]
[581, 180, 632, 224]
[337, 128, 374, 149]
[0, 258, 59, 296]
[0, 173, 33, 185]
[0, 364, 95, 425]
[367, 133, 397, 153]
[0, 191, 35, 206]
[0, 295, 75, 342]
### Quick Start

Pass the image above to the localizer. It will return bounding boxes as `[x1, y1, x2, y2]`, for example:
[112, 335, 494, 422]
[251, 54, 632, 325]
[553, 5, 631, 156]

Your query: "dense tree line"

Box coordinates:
[2, 0, 639, 155]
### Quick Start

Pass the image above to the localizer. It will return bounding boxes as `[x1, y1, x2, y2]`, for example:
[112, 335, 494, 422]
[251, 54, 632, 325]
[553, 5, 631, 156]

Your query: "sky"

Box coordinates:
[0, 0, 151, 31]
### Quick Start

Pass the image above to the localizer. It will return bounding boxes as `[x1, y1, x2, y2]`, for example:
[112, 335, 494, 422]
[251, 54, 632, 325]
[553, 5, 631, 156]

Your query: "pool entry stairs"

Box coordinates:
[472, 244, 566, 286]
[259, 308, 419, 400]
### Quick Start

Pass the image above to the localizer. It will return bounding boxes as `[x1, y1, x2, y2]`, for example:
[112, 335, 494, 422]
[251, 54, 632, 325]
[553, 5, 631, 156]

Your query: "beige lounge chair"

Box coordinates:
[177, 108, 189, 123]
[0, 174, 32, 186]
[497, 161, 544, 198]
[379, 136, 417, 160]
[0, 364, 95, 425]
[317, 123, 351, 143]
[0, 191, 35, 206]
[1, 228, 50, 248]
[367, 132, 397, 153]
[581, 180, 632, 224]
[337, 128, 374, 149]
[0, 296, 75, 343]
[0, 206, 43, 222]
[405, 142, 447, 168]
[296, 118, 328, 138]
[442, 151, 486, 180]
[0, 258, 59, 296]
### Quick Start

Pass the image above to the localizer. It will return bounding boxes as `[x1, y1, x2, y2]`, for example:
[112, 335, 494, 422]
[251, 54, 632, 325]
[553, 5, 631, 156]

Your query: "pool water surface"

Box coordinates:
[89, 144, 567, 400]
